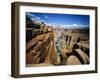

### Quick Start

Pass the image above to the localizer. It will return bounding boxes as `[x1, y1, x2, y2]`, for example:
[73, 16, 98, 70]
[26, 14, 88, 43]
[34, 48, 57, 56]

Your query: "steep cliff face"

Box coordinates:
[26, 31, 57, 65]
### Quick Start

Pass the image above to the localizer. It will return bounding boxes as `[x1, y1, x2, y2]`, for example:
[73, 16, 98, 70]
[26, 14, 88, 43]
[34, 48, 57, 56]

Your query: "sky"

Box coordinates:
[26, 12, 90, 29]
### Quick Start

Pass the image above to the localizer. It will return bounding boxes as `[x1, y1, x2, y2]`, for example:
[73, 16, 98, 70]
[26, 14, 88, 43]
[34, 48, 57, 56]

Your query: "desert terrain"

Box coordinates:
[26, 21, 89, 67]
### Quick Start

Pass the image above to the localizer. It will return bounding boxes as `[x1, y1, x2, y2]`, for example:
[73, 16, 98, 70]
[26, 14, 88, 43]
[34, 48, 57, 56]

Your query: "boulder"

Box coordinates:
[66, 55, 81, 65]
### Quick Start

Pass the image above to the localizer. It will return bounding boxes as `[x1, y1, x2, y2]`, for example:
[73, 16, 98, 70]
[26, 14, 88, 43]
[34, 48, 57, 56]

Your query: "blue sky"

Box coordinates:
[26, 12, 89, 29]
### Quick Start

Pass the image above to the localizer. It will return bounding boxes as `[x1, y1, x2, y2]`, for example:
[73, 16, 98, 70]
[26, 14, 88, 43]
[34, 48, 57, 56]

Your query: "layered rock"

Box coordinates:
[26, 31, 57, 65]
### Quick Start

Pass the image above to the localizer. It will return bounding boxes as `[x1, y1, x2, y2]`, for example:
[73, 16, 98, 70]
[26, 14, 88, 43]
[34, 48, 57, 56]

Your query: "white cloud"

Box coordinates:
[73, 24, 77, 26]
[44, 16, 48, 19]
[26, 12, 35, 17]
[48, 23, 60, 28]
[36, 17, 41, 20]
[31, 18, 35, 21]
[45, 23, 88, 29]
[42, 15, 49, 19]
[61, 24, 88, 29]
[40, 20, 45, 22]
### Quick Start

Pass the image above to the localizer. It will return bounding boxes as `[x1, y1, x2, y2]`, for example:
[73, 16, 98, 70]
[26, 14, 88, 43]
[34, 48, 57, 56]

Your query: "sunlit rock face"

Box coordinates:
[26, 24, 57, 65]
[26, 12, 90, 67]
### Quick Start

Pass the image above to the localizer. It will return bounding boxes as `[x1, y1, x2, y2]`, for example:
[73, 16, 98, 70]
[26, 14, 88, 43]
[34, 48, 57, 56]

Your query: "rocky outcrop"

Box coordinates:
[66, 55, 81, 65]
[26, 31, 57, 65]
[25, 13, 90, 66]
